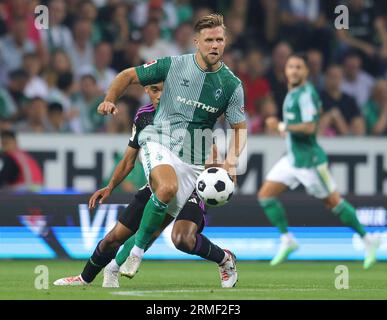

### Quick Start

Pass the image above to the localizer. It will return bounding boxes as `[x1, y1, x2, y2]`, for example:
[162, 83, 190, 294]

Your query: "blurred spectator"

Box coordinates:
[307, 49, 324, 91]
[79, 42, 117, 92]
[112, 36, 145, 72]
[67, 19, 94, 77]
[78, 0, 103, 44]
[224, 11, 251, 56]
[47, 72, 81, 133]
[15, 97, 50, 133]
[278, 0, 331, 56]
[363, 80, 387, 135]
[0, 69, 29, 120]
[0, 130, 43, 192]
[46, 102, 70, 133]
[170, 22, 195, 55]
[0, 17, 36, 83]
[139, 20, 178, 61]
[105, 96, 139, 134]
[335, 0, 386, 76]
[40, 0, 73, 53]
[238, 49, 274, 134]
[319, 65, 365, 136]
[131, 0, 178, 39]
[175, 0, 194, 25]
[341, 52, 375, 109]
[22, 53, 49, 99]
[72, 74, 105, 133]
[99, 2, 129, 50]
[265, 41, 293, 119]
[50, 49, 73, 75]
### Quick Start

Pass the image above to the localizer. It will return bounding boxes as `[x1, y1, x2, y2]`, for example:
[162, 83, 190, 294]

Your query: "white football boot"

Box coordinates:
[270, 233, 299, 266]
[53, 275, 88, 286]
[119, 254, 142, 278]
[363, 233, 381, 270]
[218, 249, 238, 288]
[102, 260, 120, 288]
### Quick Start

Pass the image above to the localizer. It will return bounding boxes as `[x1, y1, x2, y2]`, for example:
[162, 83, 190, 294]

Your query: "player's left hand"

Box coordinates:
[97, 101, 118, 115]
[89, 186, 113, 209]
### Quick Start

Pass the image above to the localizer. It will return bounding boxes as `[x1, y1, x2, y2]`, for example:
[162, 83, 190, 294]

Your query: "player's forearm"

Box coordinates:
[104, 68, 139, 103]
[106, 148, 138, 190]
[286, 122, 316, 135]
[225, 122, 247, 169]
[106, 160, 134, 191]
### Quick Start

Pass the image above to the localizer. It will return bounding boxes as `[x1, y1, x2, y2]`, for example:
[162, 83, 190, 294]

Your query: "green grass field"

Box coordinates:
[0, 260, 386, 300]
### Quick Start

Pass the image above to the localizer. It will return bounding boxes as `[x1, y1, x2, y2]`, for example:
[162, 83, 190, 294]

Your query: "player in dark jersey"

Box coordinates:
[54, 82, 236, 288]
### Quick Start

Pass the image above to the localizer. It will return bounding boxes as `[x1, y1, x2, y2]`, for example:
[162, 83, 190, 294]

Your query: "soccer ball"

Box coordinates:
[196, 167, 234, 207]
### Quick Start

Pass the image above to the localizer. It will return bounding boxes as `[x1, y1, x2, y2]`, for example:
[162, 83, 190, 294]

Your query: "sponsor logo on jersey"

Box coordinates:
[177, 96, 219, 113]
[144, 60, 157, 68]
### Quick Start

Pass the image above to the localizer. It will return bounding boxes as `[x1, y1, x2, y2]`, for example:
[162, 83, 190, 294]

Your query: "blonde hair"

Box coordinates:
[194, 14, 225, 33]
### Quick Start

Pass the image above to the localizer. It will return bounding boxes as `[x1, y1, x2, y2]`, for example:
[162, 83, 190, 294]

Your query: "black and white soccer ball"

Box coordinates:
[196, 167, 234, 207]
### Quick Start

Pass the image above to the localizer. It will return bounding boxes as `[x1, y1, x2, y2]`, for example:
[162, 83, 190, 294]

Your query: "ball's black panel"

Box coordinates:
[227, 192, 233, 201]
[207, 198, 218, 206]
[214, 180, 226, 192]
[227, 173, 233, 182]
[197, 180, 206, 192]
[207, 168, 218, 174]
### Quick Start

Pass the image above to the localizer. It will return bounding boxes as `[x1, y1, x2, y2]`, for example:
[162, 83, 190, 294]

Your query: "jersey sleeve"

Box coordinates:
[225, 84, 246, 125]
[134, 56, 172, 86]
[128, 112, 150, 149]
[297, 89, 320, 123]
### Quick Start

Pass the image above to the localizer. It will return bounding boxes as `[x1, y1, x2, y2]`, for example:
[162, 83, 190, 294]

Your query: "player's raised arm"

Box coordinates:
[98, 68, 140, 115]
[99, 57, 171, 116]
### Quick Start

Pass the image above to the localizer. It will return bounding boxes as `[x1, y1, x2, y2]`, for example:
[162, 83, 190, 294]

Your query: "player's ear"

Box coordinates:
[193, 35, 199, 49]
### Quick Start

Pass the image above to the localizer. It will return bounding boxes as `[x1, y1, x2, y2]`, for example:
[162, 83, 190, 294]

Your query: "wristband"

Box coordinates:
[278, 122, 287, 133]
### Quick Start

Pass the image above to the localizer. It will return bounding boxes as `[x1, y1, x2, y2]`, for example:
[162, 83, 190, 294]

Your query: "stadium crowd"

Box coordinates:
[0, 0, 387, 136]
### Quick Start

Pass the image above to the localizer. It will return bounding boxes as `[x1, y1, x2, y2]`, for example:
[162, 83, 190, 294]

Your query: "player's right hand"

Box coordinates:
[89, 187, 113, 209]
[97, 101, 118, 115]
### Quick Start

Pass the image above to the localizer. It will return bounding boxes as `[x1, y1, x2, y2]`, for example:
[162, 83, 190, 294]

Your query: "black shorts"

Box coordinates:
[118, 185, 206, 233]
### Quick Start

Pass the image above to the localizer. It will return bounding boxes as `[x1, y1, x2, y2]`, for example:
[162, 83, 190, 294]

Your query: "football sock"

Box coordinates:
[190, 234, 225, 264]
[134, 193, 168, 249]
[259, 197, 288, 234]
[115, 235, 155, 265]
[332, 199, 366, 237]
[81, 240, 118, 283]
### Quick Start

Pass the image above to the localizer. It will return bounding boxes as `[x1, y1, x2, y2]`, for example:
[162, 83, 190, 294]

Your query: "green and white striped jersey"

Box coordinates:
[283, 82, 327, 168]
[135, 54, 245, 165]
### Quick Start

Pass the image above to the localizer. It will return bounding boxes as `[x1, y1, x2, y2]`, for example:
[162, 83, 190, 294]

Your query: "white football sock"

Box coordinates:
[131, 245, 144, 258]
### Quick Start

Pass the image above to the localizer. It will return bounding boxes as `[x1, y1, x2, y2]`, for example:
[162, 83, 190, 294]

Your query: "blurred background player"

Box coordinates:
[259, 53, 380, 269]
[0, 130, 43, 192]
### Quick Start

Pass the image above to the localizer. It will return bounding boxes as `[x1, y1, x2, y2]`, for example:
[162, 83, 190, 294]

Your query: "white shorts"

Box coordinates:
[266, 156, 337, 199]
[139, 141, 203, 218]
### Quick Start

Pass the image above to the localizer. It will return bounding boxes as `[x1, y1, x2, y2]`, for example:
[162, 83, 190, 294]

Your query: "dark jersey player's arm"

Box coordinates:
[105, 110, 151, 191]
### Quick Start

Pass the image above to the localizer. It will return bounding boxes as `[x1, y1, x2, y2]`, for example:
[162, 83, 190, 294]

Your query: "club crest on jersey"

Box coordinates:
[214, 88, 222, 100]
[144, 60, 157, 68]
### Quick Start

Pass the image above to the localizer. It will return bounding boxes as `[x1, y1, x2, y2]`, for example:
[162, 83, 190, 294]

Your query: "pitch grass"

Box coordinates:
[0, 260, 386, 300]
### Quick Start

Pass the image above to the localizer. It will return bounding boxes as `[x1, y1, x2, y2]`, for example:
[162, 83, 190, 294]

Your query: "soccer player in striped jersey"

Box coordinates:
[97, 14, 246, 278]
[53, 82, 237, 288]
[259, 53, 380, 268]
